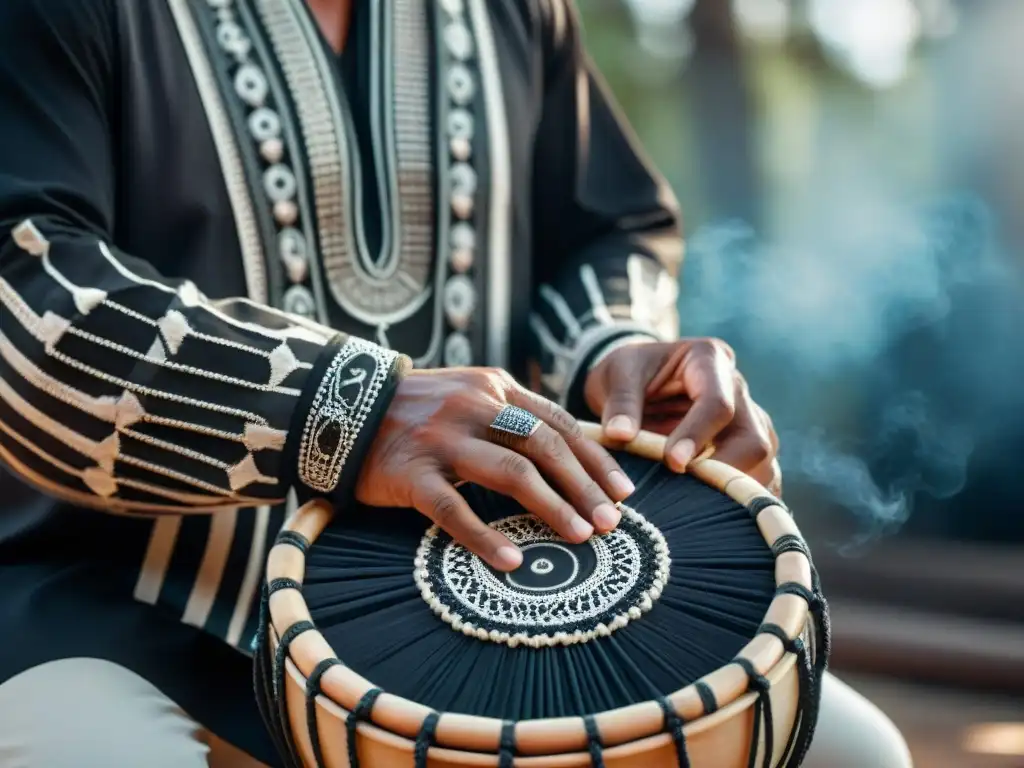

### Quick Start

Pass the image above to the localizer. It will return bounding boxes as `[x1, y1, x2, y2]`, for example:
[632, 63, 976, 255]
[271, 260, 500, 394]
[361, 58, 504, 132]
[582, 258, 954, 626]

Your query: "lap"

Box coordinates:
[807, 672, 914, 768]
[0, 560, 277, 764]
[0, 661, 909, 768]
[0, 658, 267, 768]
[0, 559, 909, 767]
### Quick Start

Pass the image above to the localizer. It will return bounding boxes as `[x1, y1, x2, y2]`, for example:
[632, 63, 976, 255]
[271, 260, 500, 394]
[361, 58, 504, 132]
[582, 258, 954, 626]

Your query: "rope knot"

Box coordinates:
[758, 622, 802, 655]
[734, 657, 771, 693]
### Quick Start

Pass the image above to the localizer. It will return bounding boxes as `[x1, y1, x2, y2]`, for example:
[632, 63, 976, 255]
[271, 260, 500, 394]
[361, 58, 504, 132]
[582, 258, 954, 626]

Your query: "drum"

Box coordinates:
[254, 424, 829, 768]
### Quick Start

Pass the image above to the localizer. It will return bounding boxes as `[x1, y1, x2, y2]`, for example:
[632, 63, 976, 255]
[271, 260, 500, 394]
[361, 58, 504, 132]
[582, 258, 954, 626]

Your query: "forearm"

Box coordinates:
[527, 1, 683, 413]
[0, 217, 404, 515]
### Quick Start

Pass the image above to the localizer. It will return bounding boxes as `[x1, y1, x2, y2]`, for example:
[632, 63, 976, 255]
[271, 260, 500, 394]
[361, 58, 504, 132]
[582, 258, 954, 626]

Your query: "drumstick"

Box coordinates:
[578, 420, 715, 465]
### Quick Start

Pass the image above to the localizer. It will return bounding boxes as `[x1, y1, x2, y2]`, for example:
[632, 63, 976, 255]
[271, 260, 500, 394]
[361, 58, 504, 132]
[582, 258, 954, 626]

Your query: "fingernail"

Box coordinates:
[608, 470, 635, 499]
[593, 504, 621, 532]
[669, 439, 695, 471]
[606, 416, 636, 440]
[570, 515, 594, 541]
[495, 545, 523, 571]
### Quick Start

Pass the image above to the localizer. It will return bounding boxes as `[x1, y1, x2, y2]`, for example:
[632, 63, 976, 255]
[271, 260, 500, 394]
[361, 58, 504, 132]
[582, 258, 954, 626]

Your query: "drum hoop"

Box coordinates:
[276, 651, 800, 764]
[264, 422, 816, 757]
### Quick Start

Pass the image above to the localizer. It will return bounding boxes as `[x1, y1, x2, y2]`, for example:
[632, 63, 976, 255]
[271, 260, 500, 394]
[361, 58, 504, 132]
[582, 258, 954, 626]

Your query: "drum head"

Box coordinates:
[298, 451, 776, 721]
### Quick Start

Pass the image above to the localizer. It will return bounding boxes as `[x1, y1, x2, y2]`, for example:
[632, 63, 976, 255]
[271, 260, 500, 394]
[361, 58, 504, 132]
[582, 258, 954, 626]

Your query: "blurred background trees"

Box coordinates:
[579, 0, 1024, 547]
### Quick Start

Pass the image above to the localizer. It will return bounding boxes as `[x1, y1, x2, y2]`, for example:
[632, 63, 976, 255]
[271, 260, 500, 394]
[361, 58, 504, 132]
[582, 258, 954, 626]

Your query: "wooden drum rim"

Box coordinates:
[264, 421, 815, 757]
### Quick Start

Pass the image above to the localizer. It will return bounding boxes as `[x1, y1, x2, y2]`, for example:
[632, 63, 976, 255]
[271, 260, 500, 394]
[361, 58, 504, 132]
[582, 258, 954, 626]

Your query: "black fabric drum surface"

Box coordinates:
[298, 451, 776, 721]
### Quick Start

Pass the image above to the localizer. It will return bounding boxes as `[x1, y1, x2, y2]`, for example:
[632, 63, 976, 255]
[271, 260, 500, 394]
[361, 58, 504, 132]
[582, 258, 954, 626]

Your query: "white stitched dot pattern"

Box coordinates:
[414, 508, 670, 648]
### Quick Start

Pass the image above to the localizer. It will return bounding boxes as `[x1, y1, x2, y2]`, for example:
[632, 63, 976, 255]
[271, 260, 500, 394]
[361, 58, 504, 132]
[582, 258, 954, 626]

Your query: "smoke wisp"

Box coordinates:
[681, 193, 1021, 551]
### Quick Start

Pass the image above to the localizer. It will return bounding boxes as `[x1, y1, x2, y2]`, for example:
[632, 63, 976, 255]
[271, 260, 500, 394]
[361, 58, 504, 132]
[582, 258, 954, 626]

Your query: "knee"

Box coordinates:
[0, 658, 210, 768]
[805, 673, 913, 768]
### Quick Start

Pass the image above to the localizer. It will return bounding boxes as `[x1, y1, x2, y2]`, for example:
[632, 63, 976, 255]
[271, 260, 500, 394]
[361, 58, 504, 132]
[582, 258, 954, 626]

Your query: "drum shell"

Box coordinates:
[271, 639, 803, 767]
[259, 437, 825, 768]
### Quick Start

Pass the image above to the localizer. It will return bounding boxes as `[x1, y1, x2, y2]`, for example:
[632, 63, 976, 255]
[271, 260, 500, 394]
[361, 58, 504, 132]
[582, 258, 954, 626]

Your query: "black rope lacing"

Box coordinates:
[583, 714, 605, 768]
[796, 569, 831, 767]
[256, 575, 313, 768]
[413, 711, 441, 768]
[306, 658, 343, 768]
[268, 577, 302, 596]
[694, 680, 718, 715]
[773, 573, 832, 768]
[734, 657, 774, 768]
[758, 622, 808, 766]
[273, 619, 315, 763]
[743, 497, 831, 768]
[747, 495, 787, 518]
[771, 534, 809, 557]
[252, 533, 311, 767]
[498, 721, 517, 768]
[346, 688, 383, 768]
[253, 582, 296, 768]
[276, 530, 311, 553]
[657, 696, 691, 767]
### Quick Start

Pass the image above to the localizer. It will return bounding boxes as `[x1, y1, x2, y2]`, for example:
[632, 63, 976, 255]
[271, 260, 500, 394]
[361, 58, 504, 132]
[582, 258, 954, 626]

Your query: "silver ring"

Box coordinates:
[488, 405, 542, 450]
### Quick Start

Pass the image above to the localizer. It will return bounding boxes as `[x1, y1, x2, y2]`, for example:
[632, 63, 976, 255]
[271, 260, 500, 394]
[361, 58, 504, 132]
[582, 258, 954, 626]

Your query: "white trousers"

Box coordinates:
[0, 658, 911, 768]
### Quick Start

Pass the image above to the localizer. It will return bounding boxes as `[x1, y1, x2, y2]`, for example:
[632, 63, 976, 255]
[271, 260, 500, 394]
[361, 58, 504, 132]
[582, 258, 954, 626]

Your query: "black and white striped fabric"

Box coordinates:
[0, 218, 337, 647]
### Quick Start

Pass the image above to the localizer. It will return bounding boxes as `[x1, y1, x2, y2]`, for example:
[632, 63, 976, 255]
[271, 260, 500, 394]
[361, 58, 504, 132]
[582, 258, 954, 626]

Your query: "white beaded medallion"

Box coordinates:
[414, 508, 671, 648]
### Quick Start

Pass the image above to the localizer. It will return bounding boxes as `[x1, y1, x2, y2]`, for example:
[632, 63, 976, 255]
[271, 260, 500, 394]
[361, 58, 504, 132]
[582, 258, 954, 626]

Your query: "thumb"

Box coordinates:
[598, 359, 648, 442]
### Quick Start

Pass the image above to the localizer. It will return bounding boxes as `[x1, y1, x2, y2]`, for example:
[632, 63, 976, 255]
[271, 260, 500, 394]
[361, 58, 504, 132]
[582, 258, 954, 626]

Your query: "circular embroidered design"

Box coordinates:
[414, 508, 670, 648]
[443, 332, 473, 367]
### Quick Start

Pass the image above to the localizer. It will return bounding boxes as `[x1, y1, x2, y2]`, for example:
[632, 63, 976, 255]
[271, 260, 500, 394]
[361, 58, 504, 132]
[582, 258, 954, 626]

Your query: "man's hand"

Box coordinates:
[584, 339, 781, 495]
[357, 368, 635, 573]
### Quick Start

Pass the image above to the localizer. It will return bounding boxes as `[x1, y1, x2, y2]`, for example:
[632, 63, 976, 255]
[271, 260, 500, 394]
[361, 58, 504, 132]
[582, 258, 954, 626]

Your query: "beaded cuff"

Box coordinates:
[286, 335, 411, 504]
